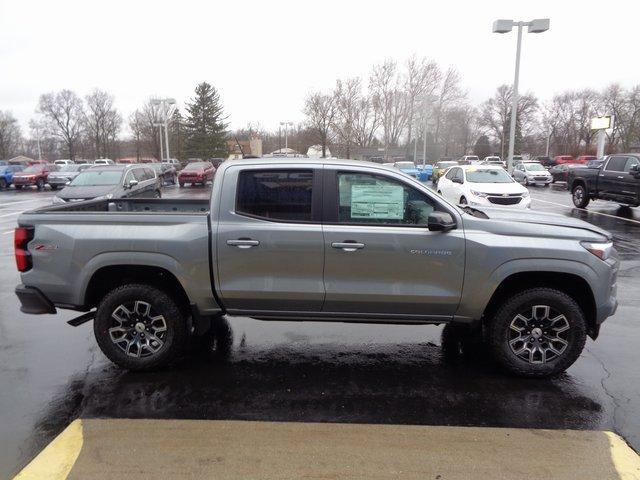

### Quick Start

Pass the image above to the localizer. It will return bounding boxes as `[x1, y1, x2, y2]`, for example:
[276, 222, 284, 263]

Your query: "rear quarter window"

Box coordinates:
[236, 169, 314, 222]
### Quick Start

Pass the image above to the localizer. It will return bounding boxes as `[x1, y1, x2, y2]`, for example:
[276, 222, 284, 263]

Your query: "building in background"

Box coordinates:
[227, 135, 263, 159]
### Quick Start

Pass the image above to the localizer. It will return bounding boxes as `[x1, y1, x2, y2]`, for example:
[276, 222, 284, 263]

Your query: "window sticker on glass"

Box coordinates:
[350, 184, 404, 219]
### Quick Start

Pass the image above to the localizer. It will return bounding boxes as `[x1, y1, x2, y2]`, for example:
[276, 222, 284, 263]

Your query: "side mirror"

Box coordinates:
[127, 179, 139, 189]
[428, 212, 456, 232]
[629, 164, 640, 176]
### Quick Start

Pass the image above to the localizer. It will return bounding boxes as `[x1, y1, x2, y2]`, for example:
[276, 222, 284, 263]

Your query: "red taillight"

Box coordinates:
[14, 227, 34, 272]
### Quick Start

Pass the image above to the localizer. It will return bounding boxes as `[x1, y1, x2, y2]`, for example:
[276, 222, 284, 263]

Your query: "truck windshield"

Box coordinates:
[466, 168, 513, 183]
[70, 171, 122, 186]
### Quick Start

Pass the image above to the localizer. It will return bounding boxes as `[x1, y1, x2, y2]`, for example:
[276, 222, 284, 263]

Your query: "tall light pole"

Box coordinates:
[151, 98, 177, 160]
[493, 18, 550, 172]
[279, 121, 293, 151]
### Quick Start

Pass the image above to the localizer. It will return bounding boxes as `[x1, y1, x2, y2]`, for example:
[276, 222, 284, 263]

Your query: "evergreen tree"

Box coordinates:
[473, 134, 492, 159]
[184, 82, 228, 158]
[169, 109, 187, 161]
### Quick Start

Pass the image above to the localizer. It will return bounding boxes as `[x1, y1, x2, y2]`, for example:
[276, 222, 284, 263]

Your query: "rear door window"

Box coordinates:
[236, 169, 314, 222]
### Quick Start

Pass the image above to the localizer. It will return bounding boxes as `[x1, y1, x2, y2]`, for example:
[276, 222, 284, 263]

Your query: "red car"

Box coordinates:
[12, 164, 58, 190]
[553, 155, 576, 165]
[178, 161, 215, 187]
[574, 155, 597, 164]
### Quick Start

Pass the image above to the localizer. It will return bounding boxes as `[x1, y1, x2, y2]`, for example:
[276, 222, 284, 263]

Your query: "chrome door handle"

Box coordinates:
[617, 176, 625, 179]
[331, 241, 365, 252]
[227, 239, 260, 249]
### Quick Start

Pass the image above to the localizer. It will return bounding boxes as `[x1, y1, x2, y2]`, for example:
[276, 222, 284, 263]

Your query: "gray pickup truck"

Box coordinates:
[14, 158, 618, 377]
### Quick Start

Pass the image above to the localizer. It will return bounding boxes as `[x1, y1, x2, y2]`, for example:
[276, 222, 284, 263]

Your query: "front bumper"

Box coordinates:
[527, 176, 552, 185]
[15, 284, 56, 314]
[48, 178, 72, 186]
[13, 178, 37, 186]
[467, 195, 531, 209]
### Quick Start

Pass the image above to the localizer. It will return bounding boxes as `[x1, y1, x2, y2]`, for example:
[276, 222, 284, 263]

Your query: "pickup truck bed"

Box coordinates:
[41, 198, 211, 214]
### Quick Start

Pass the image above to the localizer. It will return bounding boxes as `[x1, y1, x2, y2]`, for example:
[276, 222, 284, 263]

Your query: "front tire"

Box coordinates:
[14, 185, 23, 190]
[36, 178, 45, 190]
[0, 178, 6, 189]
[572, 184, 590, 208]
[94, 284, 187, 371]
[487, 288, 587, 378]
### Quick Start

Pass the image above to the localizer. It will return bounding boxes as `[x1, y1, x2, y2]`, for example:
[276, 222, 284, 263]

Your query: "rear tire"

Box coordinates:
[179, 182, 184, 188]
[94, 284, 187, 371]
[487, 288, 586, 378]
[0, 178, 6, 189]
[50, 185, 58, 190]
[572, 184, 590, 208]
[14, 185, 23, 190]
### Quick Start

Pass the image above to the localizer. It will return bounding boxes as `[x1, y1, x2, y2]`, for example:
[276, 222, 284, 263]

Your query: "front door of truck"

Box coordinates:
[599, 156, 629, 200]
[215, 166, 325, 312]
[321, 167, 465, 319]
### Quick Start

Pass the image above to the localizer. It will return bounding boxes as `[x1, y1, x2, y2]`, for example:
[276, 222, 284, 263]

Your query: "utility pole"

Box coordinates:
[151, 98, 177, 161]
[493, 18, 550, 172]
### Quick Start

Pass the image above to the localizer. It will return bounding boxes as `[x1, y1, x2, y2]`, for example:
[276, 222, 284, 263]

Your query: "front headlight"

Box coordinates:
[93, 193, 114, 201]
[52, 195, 66, 204]
[521, 190, 529, 198]
[470, 190, 488, 198]
[581, 241, 613, 261]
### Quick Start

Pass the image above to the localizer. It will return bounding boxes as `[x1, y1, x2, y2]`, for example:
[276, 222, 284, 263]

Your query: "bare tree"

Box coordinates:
[479, 85, 537, 157]
[85, 89, 121, 159]
[38, 90, 85, 160]
[432, 67, 464, 152]
[404, 56, 441, 151]
[369, 59, 408, 155]
[303, 91, 336, 158]
[0, 111, 22, 159]
[128, 110, 145, 161]
[332, 78, 361, 158]
[352, 93, 380, 148]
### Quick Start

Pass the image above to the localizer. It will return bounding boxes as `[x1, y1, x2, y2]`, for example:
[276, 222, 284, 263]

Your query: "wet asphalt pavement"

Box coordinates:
[1, 181, 639, 478]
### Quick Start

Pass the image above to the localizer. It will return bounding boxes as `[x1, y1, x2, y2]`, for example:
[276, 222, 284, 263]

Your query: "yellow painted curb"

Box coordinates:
[606, 431, 640, 480]
[14, 419, 83, 480]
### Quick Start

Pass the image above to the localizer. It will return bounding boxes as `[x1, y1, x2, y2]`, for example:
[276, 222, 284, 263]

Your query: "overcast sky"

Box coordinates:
[1, 0, 637, 136]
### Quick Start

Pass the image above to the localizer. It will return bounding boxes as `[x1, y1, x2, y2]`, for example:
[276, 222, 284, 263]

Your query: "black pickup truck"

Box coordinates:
[567, 154, 640, 208]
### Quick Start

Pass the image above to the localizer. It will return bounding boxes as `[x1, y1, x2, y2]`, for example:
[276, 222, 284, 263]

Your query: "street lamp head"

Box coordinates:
[528, 18, 550, 33]
[493, 19, 514, 33]
[167, 98, 177, 105]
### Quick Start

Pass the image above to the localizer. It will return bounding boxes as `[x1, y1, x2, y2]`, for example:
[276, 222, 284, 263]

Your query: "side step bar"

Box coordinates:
[67, 310, 96, 327]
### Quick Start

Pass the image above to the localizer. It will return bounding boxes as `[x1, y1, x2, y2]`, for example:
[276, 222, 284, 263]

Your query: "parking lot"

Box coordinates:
[1, 182, 639, 478]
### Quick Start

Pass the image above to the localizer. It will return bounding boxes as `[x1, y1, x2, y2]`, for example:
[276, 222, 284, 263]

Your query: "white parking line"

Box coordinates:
[2, 230, 13, 235]
[0, 211, 20, 218]
[533, 198, 640, 226]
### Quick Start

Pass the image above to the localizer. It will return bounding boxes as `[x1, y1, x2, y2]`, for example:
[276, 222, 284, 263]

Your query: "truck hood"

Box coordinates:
[58, 185, 117, 200]
[466, 206, 612, 241]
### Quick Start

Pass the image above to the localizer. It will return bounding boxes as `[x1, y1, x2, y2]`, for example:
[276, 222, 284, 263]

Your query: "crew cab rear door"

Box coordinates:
[215, 164, 325, 312]
[321, 165, 465, 319]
